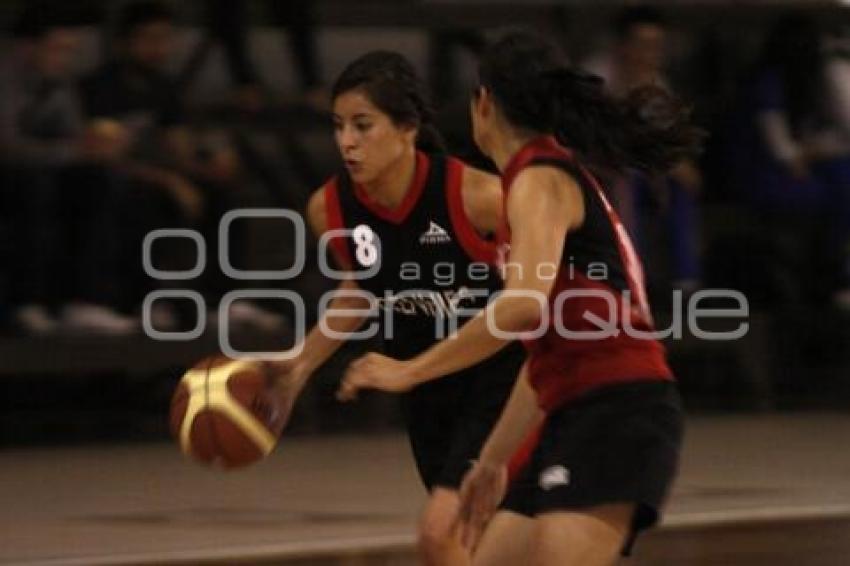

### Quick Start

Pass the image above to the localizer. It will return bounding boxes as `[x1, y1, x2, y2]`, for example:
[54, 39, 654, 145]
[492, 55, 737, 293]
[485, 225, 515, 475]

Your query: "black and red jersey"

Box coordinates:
[324, 151, 504, 361]
[498, 136, 673, 412]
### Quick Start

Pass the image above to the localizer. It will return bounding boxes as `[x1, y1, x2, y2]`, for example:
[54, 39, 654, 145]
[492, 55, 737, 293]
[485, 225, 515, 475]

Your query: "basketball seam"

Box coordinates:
[205, 357, 222, 466]
[178, 359, 277, 467]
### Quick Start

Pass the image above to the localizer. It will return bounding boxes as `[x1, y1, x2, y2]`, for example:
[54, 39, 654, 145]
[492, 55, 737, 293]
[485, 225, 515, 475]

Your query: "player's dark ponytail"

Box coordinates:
[478, 31, 703, 172]
[332, 50, 446, 153]
[413, 123, 447, 154]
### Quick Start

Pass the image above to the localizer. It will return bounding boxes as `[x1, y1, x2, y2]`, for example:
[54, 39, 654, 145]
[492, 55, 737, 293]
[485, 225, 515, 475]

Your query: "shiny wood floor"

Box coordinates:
[3, 414, 850, 565]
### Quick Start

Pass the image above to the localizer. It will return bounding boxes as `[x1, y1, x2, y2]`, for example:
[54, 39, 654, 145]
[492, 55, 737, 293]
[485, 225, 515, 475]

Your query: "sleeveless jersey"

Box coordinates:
[498, 136, 673, 412]
[324, 151, 504, 360]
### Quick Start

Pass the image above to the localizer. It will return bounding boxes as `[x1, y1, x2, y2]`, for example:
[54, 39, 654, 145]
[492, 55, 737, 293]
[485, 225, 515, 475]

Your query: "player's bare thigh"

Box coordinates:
[532, 503, 635, 566]
[472, 510, 534, 566]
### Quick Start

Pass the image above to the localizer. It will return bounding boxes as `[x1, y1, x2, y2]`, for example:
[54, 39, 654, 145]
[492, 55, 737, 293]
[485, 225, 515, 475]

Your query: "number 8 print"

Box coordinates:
[353, 224, 379, 267]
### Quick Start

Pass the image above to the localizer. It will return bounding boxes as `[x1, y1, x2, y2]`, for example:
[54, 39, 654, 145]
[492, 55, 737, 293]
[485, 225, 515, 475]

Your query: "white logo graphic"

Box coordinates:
[419, 221, 451, 245]
[539, 465, 570, 491]
[141, 208, 751, 356]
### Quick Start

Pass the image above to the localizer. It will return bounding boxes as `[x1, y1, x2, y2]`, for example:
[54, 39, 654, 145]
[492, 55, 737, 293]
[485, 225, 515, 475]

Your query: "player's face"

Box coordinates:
[333, 89, 416, 185]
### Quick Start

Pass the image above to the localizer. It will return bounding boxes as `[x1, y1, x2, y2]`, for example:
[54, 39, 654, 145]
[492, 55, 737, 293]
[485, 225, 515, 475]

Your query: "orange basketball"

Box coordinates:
[170, 356, 287, 468]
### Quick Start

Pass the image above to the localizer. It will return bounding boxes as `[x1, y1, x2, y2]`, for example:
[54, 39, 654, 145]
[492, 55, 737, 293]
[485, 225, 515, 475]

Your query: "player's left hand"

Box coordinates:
[454, 459, 508, 551]
[336, 353, 417, 401]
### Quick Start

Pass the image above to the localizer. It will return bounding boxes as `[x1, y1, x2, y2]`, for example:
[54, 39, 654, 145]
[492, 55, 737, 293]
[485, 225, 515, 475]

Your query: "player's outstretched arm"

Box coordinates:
[267, 187, 372, 401]
[337, 166, 584, 400]
[456, 365, 543, 548]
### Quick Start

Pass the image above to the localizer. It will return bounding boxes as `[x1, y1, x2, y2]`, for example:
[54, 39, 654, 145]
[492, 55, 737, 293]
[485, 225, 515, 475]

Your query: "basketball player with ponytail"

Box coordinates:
[340, 32, 702, 565]
[266, 51, 523, 566]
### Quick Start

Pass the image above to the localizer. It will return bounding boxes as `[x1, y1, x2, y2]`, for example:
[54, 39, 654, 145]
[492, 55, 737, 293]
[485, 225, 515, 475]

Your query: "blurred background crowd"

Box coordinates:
[1, 0, 849, 444]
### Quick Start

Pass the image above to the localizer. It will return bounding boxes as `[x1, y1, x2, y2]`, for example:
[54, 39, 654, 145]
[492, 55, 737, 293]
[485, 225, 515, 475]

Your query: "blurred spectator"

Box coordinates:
[80, 0, 284, 330]
[586, 6, 668, 97]
[0, 4, 136, 334]
[179, 0, 325, 112]
[80, 1, 208, 219]
[729, 13, 850, 307]
[584, 6, 703, 294]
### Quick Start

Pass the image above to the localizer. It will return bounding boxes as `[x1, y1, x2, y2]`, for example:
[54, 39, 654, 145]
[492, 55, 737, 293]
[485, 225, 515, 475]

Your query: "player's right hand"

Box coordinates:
[455, 459, 508, 551]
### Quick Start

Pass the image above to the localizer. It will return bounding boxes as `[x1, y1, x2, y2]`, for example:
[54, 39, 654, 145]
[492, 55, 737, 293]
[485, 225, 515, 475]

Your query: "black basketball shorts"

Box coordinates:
[501, 379, 684, 555]
[403, 344, 524, 491]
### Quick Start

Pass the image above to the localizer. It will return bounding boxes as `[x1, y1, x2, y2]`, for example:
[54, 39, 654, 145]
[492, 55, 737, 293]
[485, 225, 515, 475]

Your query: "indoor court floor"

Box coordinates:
[2, 414, 850, 565]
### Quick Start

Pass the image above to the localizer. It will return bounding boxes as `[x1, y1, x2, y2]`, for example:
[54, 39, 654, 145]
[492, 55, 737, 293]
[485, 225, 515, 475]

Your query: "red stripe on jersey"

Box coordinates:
[572, 160, 654, 326]
[353, 151, 430, 224]
[323, 179, 353, 269]
[507, 419, 544, 482]
[445, 158, 498, 264]
[502, 135, 576, 188]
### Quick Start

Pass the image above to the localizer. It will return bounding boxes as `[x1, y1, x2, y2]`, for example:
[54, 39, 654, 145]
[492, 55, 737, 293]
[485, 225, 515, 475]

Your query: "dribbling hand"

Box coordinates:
[336, 353, 417, 402]
[455, 459, 508, 551]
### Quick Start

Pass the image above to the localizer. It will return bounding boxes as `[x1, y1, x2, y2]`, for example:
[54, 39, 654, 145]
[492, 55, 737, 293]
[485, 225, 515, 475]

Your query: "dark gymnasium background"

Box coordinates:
[1, 1, 850, 564]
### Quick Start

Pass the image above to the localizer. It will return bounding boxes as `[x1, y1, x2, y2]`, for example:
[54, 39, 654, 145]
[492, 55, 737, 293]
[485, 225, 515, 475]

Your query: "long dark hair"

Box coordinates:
[331, 50, 445, 153]
[477, 31, 703, 172]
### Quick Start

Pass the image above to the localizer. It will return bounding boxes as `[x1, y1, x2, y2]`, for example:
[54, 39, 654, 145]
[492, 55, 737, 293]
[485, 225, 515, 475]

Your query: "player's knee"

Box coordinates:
[418, 487, 464, 563]
[417, 516, 452, 561]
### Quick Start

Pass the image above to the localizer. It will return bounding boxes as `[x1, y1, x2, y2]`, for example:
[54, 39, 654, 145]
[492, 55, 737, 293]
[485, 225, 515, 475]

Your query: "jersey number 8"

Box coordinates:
[353, 224, 379, 267]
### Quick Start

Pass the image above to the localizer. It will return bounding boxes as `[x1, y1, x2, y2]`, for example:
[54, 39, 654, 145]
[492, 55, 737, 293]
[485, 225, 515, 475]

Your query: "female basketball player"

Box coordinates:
[266, 51, 523, 566]
[339, 32, 702, 565]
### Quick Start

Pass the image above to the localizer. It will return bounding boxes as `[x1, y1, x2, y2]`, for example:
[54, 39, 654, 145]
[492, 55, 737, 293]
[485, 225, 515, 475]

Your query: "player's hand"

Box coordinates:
[336, 353, 417, 401]
[454, 459, 508, 551]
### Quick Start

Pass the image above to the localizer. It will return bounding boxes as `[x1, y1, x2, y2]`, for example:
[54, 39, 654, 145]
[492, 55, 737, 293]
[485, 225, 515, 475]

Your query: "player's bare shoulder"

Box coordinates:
[511, 165, 585, 231]
[460, 164, 503, 235]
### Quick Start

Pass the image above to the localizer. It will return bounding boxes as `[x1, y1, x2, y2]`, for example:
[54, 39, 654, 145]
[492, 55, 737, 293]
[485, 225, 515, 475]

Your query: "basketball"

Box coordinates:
[170, 356, 288, 468]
